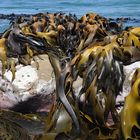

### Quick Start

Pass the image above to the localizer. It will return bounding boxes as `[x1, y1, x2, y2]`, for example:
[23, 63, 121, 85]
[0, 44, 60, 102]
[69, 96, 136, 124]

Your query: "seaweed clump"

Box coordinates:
[0, 12, 140, 139]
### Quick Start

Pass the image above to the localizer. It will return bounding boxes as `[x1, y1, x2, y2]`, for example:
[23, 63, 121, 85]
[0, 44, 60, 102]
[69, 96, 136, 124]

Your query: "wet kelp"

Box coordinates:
[121, 69, 140, 139]
[0, 109, 45, 140]
[0, 12, 140, 139]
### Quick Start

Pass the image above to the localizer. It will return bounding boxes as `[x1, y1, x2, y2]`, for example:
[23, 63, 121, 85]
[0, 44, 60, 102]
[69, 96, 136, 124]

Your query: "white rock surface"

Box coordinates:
[122, 61, 140, 97]
[1, 60, 140, 109]
[116, 61, 140, 112]
[33, 79, 55, 95]
[12, 66, 38, 92]
[4, 64, 23, 82]
[0, 77, 18, 107]
[0, 59, 55, 108]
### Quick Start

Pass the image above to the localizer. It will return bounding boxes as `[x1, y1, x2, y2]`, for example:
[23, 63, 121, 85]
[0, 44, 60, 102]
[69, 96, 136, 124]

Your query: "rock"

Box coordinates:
[12, 65, 38, 92]
[0, 91, 17, 108]
[33, 79, 55, 95]
[0, 76, 18, 108]
[32, 55, 53, 81]
[123, 61, 140, 97]
[116, 61, 140, 112]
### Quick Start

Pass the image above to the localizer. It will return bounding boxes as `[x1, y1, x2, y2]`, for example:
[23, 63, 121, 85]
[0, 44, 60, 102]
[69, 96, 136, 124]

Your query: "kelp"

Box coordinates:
[121, 69, 140, 139]
[0, 12, 140, 139]
[0, 109, 45, 140]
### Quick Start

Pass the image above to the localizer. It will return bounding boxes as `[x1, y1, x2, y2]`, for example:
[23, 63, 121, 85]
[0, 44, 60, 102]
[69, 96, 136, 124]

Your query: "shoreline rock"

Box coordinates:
[0, 57, 55, 108]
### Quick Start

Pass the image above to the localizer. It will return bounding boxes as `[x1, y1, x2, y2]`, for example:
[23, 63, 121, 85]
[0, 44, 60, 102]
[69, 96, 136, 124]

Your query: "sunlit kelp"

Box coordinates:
[121, 68, 140, 139]
[0, 12, 140, 139]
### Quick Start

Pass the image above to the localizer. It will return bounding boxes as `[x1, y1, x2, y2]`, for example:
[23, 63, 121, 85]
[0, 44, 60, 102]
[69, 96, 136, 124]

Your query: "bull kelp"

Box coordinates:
[0, 12, 140, 139]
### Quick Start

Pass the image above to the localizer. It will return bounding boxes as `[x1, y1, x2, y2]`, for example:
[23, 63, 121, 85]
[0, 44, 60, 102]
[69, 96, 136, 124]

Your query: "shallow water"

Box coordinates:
[0, 0, 140, 32]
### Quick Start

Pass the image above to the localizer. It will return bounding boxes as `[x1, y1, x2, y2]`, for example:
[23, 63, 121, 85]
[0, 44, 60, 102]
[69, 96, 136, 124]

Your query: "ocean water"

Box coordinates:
[0, 0, 140, 32]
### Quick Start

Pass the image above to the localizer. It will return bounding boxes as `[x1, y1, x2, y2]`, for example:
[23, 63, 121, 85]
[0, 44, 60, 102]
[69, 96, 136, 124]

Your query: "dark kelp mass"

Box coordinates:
[0, 12, 140, 139]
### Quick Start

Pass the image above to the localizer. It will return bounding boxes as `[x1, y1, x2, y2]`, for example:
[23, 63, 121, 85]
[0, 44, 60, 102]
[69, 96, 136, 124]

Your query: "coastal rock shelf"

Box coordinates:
[0, 12, 140, 139]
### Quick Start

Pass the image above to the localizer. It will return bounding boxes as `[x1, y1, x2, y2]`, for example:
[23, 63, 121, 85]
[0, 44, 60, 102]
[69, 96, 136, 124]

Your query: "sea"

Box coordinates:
[0, 0, 140, 32]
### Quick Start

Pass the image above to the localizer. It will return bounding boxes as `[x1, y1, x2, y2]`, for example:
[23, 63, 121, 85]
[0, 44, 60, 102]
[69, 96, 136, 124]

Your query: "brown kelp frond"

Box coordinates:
[0, 109, 45, 139]
[1, 12, 140, 139]
[121, 68, 140, 139]
[72, 42, 124, 131]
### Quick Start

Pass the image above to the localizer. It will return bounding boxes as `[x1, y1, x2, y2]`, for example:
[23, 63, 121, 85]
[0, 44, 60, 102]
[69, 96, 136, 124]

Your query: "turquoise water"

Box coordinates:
[0, 0, 140, 32]
[0, 0, 140, 18]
